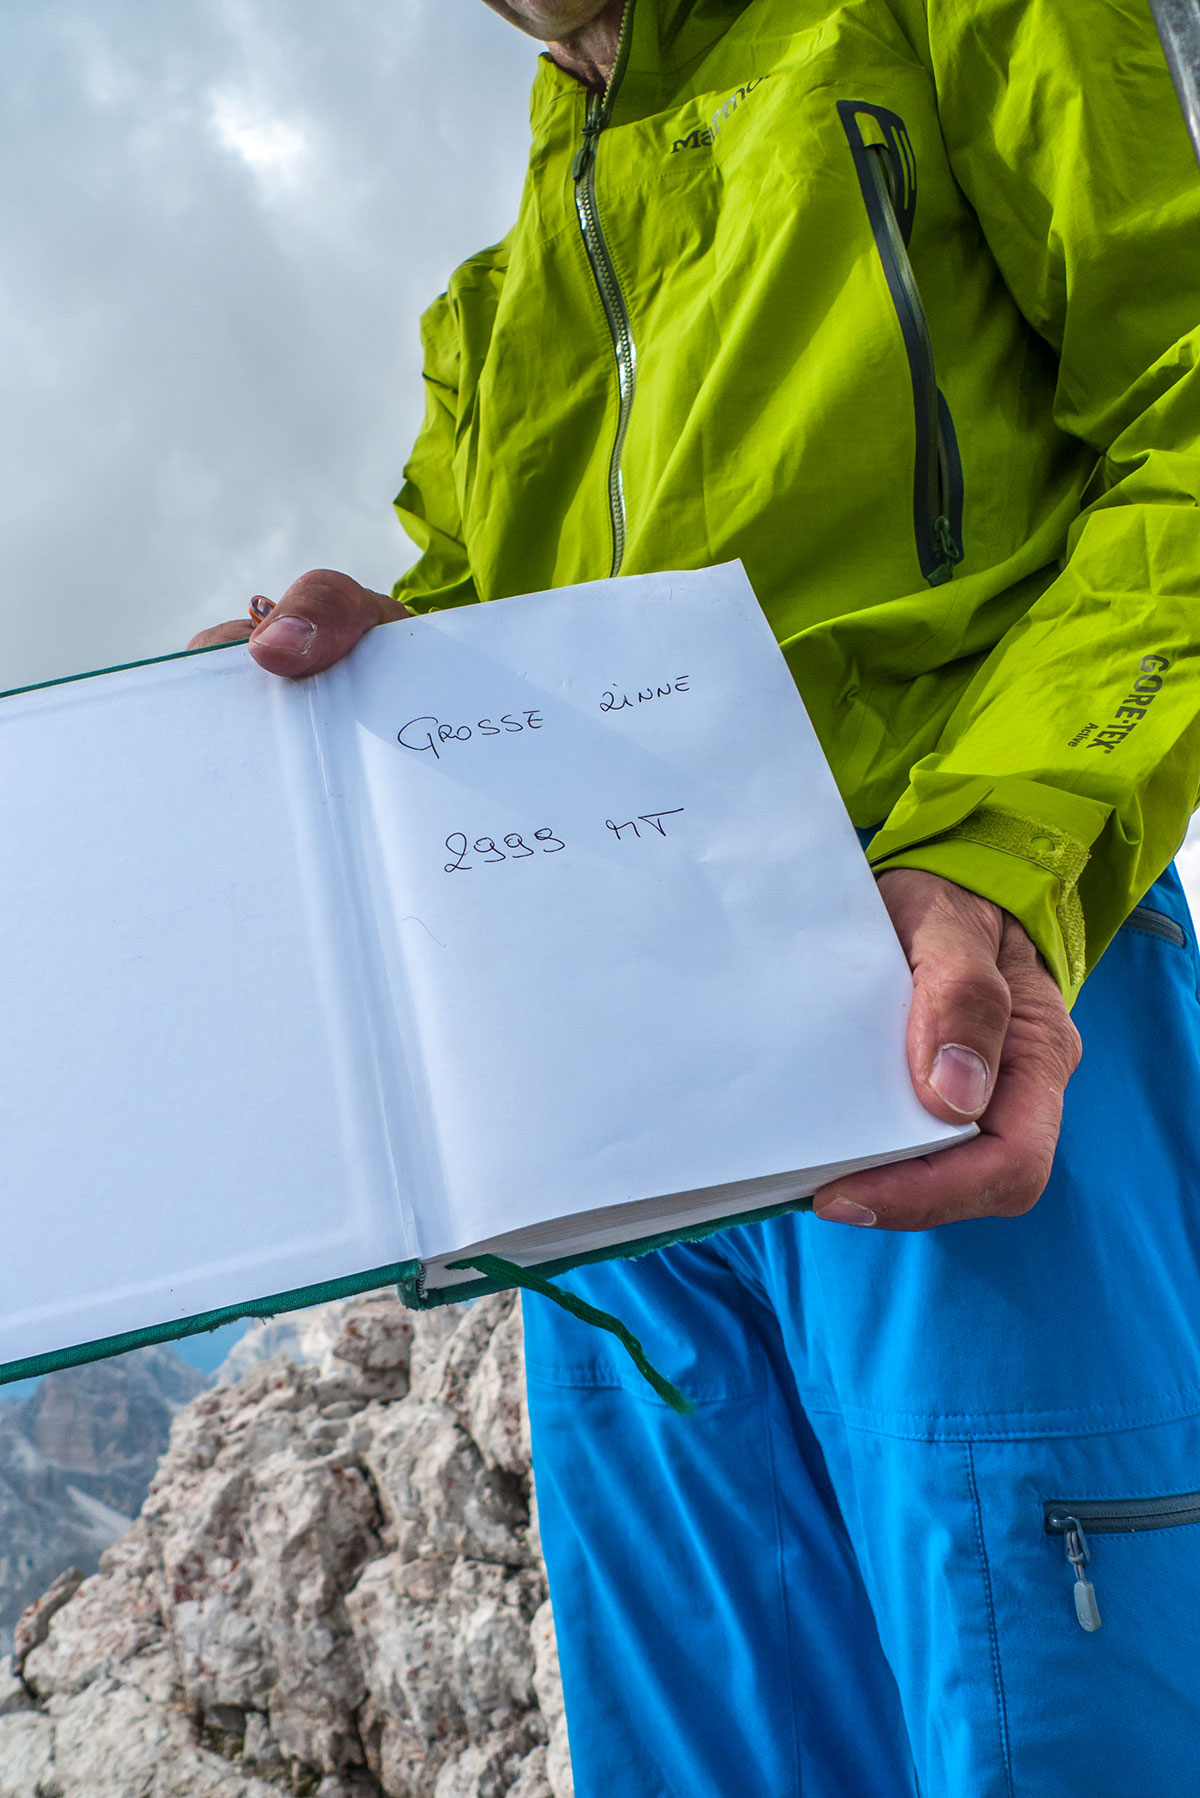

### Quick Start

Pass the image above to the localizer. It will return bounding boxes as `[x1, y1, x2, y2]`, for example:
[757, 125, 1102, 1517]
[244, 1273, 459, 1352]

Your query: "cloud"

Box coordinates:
[0, 0, 536, 685]
[208, 89, 310, 189]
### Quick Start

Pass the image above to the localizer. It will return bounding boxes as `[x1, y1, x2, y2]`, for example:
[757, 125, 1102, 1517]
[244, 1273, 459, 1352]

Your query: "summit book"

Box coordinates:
[0, 562, 968, 1385]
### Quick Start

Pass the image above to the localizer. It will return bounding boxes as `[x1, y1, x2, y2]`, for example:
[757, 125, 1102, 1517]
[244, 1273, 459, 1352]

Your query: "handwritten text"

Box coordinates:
[601, 676, 689, 713]
[443, 828, 565, 873]
[398, 710, 544, 758]
[605, 809, 685, 842]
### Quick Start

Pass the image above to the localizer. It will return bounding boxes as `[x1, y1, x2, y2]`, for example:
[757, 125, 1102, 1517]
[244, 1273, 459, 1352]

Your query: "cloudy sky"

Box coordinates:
[0, 0, 535, 686]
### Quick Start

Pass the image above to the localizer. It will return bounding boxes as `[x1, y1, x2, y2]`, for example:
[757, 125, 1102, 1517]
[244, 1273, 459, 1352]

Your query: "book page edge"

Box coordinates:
[0, 1258, 422, 1388]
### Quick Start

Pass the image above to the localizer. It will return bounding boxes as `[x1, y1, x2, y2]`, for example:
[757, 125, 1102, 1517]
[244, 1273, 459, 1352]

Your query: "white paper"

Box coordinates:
[332, 563, 967, 1258]
[0, 653, 423, 1367]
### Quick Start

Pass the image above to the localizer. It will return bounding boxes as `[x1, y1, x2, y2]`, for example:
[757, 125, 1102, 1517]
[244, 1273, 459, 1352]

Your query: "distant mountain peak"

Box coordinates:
[0, 1342, 208, 1654]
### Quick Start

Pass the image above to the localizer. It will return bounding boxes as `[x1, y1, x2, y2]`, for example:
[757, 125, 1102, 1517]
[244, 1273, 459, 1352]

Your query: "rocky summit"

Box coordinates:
[0, 1345, 209, 1655]
[0, 1292, 572, 1797]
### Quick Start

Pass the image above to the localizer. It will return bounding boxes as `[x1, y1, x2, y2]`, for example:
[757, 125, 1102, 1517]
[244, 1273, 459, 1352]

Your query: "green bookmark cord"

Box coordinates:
[449, 1254, 694, 1417]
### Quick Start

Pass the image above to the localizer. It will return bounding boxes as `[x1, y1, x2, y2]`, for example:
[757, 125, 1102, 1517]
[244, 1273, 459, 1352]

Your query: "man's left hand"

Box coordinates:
[812, 868, 1082, 1230]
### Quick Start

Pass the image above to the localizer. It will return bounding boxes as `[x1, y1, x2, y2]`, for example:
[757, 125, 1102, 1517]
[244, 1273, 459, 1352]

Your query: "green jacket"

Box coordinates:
[393, 0, 1200, 1003]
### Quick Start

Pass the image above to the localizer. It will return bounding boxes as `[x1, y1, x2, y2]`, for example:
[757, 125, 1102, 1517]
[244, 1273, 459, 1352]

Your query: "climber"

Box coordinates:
[190, 1, 1200, 1792]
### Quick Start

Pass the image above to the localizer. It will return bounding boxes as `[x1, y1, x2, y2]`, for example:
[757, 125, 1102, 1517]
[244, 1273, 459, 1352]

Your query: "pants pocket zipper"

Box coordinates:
[1044, 1491, 1200, 1631]
[1120, 904, 1188, 947]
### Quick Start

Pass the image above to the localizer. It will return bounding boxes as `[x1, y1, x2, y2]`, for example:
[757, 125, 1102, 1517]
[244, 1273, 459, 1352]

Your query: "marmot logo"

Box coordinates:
[671, 77, 767, 153]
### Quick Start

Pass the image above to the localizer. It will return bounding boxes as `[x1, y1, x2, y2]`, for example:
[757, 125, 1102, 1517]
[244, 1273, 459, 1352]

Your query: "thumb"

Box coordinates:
[878, 869, 1012, 1124]
[248, 568, 405, 678]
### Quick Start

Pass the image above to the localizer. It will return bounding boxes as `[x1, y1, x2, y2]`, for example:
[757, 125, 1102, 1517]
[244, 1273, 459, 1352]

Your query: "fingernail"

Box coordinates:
[931, 1043, 990, 1115]
[254, 615, 316, 654]
[815, 1197, 877, 1227]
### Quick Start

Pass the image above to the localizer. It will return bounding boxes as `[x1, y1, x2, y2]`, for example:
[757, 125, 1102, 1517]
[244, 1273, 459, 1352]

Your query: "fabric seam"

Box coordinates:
[524, 1364, 760, 1405]
[1038, 1477, 1200, 1509]
[965, 1443, 1015, 1798]
[760, 1382, 805, 1797]
[801, 1387, 1200, 1442]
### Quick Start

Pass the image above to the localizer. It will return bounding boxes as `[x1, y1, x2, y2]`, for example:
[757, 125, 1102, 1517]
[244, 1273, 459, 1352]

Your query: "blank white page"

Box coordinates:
[340, 563, 967, 1258]
[0, 649, 419, 1368]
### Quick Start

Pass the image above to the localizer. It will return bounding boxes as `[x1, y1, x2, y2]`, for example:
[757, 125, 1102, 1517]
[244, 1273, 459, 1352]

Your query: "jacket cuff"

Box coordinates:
[866, 776, 1112, 1004]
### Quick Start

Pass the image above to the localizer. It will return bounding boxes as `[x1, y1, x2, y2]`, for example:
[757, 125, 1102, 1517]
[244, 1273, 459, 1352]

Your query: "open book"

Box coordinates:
[0, 563, 969, 1386]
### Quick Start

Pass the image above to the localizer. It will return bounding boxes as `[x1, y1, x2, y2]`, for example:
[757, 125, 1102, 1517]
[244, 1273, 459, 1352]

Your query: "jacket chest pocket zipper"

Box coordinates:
[1045, 1491, 1200, 1631]
[837, 100, 964, 586]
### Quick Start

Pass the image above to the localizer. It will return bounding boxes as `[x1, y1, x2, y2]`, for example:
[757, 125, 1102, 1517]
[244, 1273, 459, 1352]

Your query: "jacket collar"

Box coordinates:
[527, 0, 754, 135]
[616, 0, 754, 121]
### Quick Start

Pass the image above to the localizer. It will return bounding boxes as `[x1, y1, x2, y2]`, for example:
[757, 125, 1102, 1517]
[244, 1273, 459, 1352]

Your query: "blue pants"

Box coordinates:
[523, 864, 1200, 1797]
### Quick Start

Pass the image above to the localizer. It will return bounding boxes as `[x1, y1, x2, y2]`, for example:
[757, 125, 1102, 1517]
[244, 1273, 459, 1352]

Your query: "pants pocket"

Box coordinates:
[814, 1414, 1200, 1798]
[976, 1420, 1200, 1798]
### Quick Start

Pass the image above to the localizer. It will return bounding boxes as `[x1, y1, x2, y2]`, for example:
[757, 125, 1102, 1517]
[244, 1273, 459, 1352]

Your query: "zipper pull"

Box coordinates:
[926, 516, 963, 586]
[573, 109, 603, 182]
[933, 513, 962, 569]
[1062, 1518, 1102, 1632]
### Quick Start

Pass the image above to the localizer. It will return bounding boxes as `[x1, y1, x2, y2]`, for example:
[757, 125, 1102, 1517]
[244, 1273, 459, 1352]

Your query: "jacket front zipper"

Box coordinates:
[573, 3, 637, 577]
[838, 101, 964, 586]
[1045, 1491, 1200, 1631]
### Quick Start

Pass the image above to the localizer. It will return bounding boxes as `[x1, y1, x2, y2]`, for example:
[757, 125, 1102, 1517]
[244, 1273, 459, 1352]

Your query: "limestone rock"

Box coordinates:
[362, 1399, 529, 1569]
[214, 1305, 352, 1386]
[0, 1658, 33, 1720]
[0, 1345, 207, 1652]
[21, 1526, 166, 1700]
[530, 1603, 573, 1798]
[215, 1292, 412, 1399]
[462, 1302, 532, 1481]
[43, 1676, 284, 1797]
[347, 1556, 545, 1794]
[0, 1711, 55, 1798]
[505, 1747, 554, 1798]
[2, 1291, 572, 1796]
[12, 1566, 84, 1670]
[430, 1719, 546, 1798]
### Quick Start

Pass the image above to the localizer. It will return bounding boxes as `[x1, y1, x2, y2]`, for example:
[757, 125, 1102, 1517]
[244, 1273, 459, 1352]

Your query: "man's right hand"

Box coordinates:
[187, 569, 408, 675]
